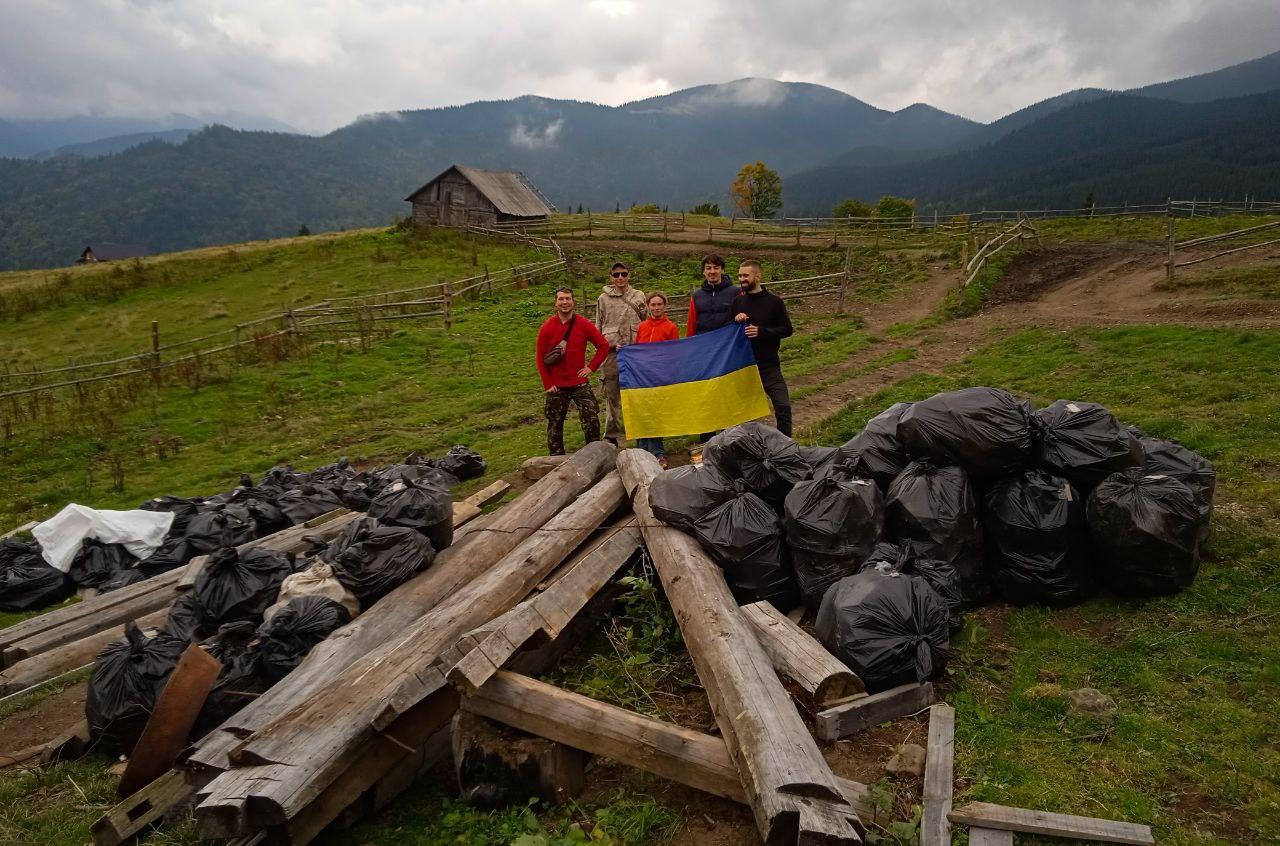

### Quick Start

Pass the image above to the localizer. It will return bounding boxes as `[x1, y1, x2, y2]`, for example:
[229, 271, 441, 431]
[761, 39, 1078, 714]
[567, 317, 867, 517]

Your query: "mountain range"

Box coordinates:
[1, 50, 1278, 270]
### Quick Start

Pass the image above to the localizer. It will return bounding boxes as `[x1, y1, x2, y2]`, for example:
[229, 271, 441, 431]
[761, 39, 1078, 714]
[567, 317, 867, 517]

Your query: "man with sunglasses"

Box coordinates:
[595, 261, 647, 446]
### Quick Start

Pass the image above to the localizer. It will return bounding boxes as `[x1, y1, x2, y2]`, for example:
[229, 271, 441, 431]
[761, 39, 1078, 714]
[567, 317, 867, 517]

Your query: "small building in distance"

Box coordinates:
[405, 165, 555, 227]
[78, 243, 151, 263]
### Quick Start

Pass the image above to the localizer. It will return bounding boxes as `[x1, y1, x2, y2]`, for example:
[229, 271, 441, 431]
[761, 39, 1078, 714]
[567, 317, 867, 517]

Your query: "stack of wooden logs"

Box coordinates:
[67, 445, 1154, 846]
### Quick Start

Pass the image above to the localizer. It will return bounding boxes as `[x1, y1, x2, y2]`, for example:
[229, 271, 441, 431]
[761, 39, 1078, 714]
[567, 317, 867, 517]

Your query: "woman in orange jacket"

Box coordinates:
[633, 291, 680, 466]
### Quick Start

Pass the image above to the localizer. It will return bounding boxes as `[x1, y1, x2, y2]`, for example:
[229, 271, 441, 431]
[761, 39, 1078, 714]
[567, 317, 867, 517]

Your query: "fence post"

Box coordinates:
[286, 308, 297, 335]
[151, 321, 160, 367]
[484, 263, 492, 296]
[443, 282, 453, 331]
[662, 213, 668, 241]
[1166, 216, 1175, 282]
[795, 224, 801, 247]
[837, 246, 853, 314]
[587, 210, 592, 237]
[960, 240, 969, 274]
[707, 222, 713, 242]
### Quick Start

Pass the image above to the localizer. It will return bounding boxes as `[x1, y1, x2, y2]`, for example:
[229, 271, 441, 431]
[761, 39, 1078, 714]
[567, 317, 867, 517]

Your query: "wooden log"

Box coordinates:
[1, 520, 37, 539]
[740, 600, 864, 710]
[452, 710, 587, 808]
[967, 828, 1013, 846]
[0, 607, 167, 697]
[521, 454, 568, 480]
[447, 519, 640, 695]
[185, 444, 615, 782]
[194, 446, 620, 837]
[467, 672, 871, 819]
[92, 770, 194, 846]
[213, 473, 625, 830]
[920, 704, 955, 846]
[119, 645, 223, 797]
[616, 449, 863, 844]
[451, 479, 511, 526]
[948, 802, 1155, 845]
[815, 682, 936, 742]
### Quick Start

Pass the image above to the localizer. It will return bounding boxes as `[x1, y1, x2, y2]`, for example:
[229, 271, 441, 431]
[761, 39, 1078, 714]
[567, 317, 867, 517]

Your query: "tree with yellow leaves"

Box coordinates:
[730, 160, 783, 219]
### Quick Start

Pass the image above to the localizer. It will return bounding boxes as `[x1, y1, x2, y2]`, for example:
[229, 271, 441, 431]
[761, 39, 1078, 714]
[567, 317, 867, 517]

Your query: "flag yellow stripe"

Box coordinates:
[621, 365, 773, 440]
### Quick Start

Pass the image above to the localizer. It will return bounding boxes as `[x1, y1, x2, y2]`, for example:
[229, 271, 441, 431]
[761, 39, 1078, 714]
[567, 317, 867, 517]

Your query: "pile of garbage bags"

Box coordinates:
[2, 446, 484, 613]
[74, 446, 483, 755]
[649, 389, 1215, 692]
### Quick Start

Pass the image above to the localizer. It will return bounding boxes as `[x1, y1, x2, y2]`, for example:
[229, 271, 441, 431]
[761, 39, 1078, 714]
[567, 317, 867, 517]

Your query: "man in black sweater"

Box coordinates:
[733, 259, 795, 436]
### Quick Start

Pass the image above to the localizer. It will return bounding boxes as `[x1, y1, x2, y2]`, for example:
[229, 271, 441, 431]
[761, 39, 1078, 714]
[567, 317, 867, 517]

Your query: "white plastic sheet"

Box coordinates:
[32, 504, 175, 572]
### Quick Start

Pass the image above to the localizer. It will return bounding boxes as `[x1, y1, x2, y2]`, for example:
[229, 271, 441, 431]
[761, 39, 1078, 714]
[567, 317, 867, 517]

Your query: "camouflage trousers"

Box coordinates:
[600, 352, 625, 442]
[545, 384, 602, 455]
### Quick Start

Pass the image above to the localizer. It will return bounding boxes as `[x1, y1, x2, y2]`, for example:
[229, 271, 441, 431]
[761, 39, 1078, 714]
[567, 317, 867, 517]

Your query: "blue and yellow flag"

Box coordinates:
[618, 325, 771, 439]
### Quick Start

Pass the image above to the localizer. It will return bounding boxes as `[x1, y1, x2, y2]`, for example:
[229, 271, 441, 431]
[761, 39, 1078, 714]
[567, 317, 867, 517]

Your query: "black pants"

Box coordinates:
[758, 364, 792, 437]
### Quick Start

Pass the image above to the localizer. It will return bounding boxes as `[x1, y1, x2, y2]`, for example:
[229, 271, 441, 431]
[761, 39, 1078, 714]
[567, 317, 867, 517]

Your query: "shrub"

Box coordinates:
[833, 198, 874, 218]
[630, 203, 660, 214]
[690, 202, 720, 216]
[876, 196, 915, 220]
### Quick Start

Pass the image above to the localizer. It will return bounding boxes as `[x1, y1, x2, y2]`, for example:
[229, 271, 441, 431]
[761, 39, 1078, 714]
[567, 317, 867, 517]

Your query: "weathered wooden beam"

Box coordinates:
[1, 520, 37, 540]
[815, 682, 936, 742]
[184, 444, 615, 783]
[452, 480, 511, 527]
[467, 671, 871, 819]
[920, 704, 955, 846]
[617, 449, 863, 844]
[740, 600, 864, 710]
[967, 828, 1013, 846]
[949, 803, 1155, 844]
[447, 519, 640, 696]
[0, 608, 167, 697]
[92, 770, 194, 846]
[452, 710, 587, 808]
[195, 446, 620, 839]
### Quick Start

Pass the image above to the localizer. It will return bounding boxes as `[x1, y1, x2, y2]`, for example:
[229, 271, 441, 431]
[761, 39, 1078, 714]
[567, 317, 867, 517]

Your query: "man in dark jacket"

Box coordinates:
[733, 259, 795, 436]
[685, 254, 740, 336]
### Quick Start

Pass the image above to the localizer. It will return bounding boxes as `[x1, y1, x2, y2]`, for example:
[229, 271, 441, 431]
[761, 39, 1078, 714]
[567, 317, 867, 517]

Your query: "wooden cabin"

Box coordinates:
[405, 165, 555, 227]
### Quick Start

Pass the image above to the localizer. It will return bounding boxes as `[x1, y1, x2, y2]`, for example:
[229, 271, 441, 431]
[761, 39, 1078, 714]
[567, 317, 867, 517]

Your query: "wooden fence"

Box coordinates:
[963, 218, 1041, 289]
[1165, 217, 1280, 280]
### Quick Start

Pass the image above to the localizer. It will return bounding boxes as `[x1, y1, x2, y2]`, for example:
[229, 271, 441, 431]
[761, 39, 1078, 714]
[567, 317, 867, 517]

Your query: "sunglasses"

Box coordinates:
[611, 271, 630, 278]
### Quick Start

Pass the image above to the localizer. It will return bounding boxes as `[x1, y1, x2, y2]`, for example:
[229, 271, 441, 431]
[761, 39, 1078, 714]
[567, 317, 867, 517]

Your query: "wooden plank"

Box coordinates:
[452, 480, 511, 527]
[0, 608, 167, 697]
[119, 645, 222, 797]
[92, 770, 194, 846]
[968, 827, 1013, 846]
[1, 520, 37, 539]
[920, 704, 955, 846]
[467, 672, 871, 819]
[447, 520, 640, 695]
[617, 449, 863, 844]
[949, 802, 1155, 845]
[740, 600, 864, 710]
[2, 590, 176, 668]
[815, 682, 936, 742]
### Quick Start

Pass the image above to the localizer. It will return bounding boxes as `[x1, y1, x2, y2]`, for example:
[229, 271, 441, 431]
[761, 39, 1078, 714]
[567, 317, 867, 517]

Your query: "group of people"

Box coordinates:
[534, 254, 795, 465]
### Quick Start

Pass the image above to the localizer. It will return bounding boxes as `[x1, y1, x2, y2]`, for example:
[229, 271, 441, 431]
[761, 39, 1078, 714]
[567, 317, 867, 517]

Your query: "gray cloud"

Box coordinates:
[0, 0, 1276, 132]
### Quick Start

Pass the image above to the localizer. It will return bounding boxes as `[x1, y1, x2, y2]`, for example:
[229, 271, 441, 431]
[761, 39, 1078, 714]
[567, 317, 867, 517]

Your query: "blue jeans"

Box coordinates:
[637, 437, 665, 459]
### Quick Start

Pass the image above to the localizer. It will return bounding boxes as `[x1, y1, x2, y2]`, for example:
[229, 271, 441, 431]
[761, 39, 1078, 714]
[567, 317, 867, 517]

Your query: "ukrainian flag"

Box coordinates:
[618, 325, 772, 439]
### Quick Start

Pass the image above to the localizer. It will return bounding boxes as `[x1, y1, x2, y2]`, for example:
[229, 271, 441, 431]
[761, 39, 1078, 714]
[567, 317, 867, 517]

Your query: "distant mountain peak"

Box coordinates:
[624, 78, 873, 115]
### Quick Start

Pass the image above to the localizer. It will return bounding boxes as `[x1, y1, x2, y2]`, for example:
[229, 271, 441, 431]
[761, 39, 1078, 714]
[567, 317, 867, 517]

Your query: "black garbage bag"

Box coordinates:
[304, 457, 354, 485]
[983, 469, 1092, 606]
[789, 548, 859, 612]
[693, 485, 799, 611]
[138, 495, 205, 538]
[334, 478, 377, 512]
[899, 388, 1033, 478]
[815, 569, 950, 693]
[648, 463, 737, 532]
[192, 546, 296, 628]
[277, 484, 347, 526]
[69, 539, 137, 589]
[98, 568, 148, 594]
[326, 516, 436, 605]
[254, 596, 351, 682]
[885, 461, 987, 602]
[834, 402, 914, 490]
[195, 622, 270, 735]
[184, 504, 258, 554]
[258, 464, 308, 494]
[784, 475, 884, 609]
[855, 541, 964, 634]
[163, 592, 205, 642]
[378, 460, 461, 491]
[0, 539, 73, 611]
[1034, 400, 1142, 491]
[225, 489, 290, 536]
[703, 422, 811, 507]
[1141, 437, 1215, 541]
[137, 537, 195, 577]
[86, 622, 188, 755]
[367, 478, 455, 552]
[798, 445, 840, 478]
[1088, 469, 1202, 597]
[425, 445, 487, 482]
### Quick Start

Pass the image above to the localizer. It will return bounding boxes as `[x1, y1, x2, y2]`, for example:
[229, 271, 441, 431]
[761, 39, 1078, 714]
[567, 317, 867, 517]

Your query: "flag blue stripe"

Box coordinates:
[617, 325, 756, 389]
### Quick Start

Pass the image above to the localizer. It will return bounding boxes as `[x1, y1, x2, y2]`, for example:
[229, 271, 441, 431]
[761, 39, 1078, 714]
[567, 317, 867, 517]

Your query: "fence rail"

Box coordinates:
[1166, 217, 1280, 278]
[964, 218, 1040, 288]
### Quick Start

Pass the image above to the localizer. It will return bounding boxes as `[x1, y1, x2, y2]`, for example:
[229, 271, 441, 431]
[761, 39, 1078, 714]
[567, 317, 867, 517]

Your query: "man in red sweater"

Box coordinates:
[535, 287, 611, 455]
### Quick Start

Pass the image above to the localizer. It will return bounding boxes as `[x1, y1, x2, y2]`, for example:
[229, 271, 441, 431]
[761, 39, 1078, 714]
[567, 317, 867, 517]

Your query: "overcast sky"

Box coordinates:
[2, 0, 1278, 133]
